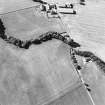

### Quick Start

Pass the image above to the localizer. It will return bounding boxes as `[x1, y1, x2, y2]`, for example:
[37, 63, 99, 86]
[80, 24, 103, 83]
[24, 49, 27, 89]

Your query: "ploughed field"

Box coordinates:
[62, 1, 105, 105]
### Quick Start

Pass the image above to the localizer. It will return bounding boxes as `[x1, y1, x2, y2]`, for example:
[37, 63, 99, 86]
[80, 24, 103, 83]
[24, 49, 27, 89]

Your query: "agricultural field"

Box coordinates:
[0, 3, 83, 105]
[0, 0, 105, 105]
[64, 1, 105, 105]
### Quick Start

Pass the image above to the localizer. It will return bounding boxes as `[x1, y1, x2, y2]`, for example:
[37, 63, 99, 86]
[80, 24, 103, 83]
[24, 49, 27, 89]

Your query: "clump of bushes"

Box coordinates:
[0, 18, 6, 35]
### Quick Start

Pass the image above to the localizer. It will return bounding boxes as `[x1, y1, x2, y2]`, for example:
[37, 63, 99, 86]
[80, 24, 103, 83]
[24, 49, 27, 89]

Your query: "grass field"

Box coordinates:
[0, 4, 83, 105]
